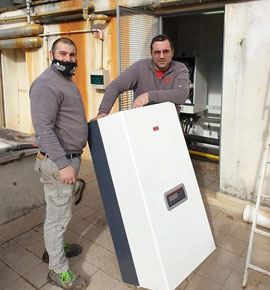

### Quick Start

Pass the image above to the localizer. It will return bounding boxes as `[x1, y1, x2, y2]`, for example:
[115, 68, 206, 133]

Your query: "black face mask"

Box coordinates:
[52, 58, 77, 76]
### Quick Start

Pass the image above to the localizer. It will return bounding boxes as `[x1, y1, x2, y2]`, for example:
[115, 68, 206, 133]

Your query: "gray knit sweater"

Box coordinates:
[30, 65, 88, 169]
[98, 58, 190, 114]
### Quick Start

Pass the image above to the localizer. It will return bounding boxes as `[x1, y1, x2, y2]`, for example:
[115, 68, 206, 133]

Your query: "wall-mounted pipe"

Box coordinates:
[188, 149, 219, 161]
[0, 5, 94, 23]
[91, 28, 104, 69]
[26, 0, 32, 24]
[84, 13, 111, 22]
[0, 24, 44, 40]
[83, 2, 92, 20]
[31, 0, 70, 7]
[184, 133, 220, 146]
[0, 37, 43, 49]
[141, 0, 225, 11]
[39, 14, 111, 38]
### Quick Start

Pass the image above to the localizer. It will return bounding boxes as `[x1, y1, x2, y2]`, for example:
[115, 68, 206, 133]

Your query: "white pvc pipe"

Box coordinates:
[243, 204, 270, 229]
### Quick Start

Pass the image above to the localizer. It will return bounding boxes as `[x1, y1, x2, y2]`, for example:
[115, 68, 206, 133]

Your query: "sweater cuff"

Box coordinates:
[148, 91, 155, 103]
[55, 156, 69, 170]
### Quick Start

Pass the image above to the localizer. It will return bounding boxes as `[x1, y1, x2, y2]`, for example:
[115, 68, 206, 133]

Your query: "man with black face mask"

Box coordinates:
[30, 38, 88, 289]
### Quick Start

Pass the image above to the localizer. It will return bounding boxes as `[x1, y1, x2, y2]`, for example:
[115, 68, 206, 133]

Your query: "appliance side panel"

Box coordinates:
[88, 120, 139, 286]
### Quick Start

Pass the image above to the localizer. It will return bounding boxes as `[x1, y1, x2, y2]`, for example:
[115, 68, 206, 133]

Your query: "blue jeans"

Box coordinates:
[35, 154, 81, 273]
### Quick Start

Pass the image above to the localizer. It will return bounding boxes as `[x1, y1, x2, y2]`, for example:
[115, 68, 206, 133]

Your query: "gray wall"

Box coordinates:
[0, 153, 44, 226]
[220, 0, 270, 202]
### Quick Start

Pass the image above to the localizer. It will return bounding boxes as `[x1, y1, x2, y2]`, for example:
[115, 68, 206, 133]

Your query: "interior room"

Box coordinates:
[163, 10, 224, 160]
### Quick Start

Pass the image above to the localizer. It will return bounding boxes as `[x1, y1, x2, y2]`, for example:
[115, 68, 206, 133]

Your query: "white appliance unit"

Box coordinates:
[88, 102, 216, 290]
[178, 57, 208, 114]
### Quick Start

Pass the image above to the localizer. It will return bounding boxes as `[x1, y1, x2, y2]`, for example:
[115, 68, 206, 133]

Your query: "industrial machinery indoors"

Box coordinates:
[163, 9, 224, 162]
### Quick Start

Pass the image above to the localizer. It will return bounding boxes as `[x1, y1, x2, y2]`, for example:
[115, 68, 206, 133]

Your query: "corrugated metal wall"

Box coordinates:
[117, 6, 161, 110]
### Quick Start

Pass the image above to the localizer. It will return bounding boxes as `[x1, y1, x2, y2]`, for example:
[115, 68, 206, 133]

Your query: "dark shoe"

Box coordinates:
[74, 178, 85, 205]
[42, 243, 82, 263]
[48, 269, 88, 289]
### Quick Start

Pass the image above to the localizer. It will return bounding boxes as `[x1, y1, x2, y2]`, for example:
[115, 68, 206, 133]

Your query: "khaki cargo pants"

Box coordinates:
[36, 153, 81, 273]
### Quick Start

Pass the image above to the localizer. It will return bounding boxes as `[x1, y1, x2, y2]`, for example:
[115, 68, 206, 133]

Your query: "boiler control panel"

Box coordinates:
[164, 183, 188, 211]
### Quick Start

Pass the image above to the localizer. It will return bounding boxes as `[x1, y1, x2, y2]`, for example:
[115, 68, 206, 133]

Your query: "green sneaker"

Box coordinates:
[48, 269, 88, 289]
[42, 243, 82, 263]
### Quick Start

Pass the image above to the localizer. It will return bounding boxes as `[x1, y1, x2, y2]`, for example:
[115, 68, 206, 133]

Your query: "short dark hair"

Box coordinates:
[150, 34, 174, 51]
[51, 38, 77, 55]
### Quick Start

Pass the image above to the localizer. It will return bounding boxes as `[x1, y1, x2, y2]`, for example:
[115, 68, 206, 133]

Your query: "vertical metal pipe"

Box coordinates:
[45, 36, 50, 68]
[116, 5, 121, 111]
[91, 29, 104, 69]
[26, 0, 32, 24]
[116, 6, 121, 76]
[101, 39, 104, 70]
[0, 57, 5, 127]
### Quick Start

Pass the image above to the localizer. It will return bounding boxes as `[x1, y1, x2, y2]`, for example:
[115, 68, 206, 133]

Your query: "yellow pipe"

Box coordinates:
[0, 24, 44, 40]
[88, 14, 111, 22]
[188, 150, 219, 160]
[0, 37, 43, 49]
[34, 7, 92, 18]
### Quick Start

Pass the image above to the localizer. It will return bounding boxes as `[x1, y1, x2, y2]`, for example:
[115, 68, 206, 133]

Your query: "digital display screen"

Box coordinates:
[91, 75, 104, 85]
[164, 183, 187, 211]
[168, 193, 178, 202]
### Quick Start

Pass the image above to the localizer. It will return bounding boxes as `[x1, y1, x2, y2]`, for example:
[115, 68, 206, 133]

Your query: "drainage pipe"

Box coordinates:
[0, 24, 43, 40]
[243, 205, 270, 229]
[0, 37, 43, 49]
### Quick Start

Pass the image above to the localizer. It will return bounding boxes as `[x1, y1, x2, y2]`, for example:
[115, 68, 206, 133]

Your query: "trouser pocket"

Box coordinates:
[34, 153, 45, 172]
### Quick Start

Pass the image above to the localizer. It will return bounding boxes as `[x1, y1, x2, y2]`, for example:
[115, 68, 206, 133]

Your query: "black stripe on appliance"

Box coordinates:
[88, 121, 139, 286]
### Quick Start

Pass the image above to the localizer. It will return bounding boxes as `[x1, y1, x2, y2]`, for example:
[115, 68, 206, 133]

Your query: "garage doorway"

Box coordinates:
[163, 9, 224, 162]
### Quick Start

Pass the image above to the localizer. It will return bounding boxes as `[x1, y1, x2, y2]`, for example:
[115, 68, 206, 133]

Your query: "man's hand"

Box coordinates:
[132, 93, 149, 108]
[90, 113, 108, 121]
[59, 165, 77, 184]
